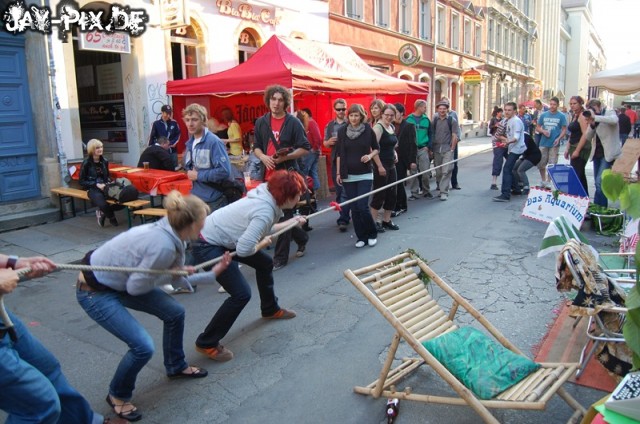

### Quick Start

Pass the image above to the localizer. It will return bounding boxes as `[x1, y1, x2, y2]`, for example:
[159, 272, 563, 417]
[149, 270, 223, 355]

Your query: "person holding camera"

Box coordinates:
[584, 99, 621, 207]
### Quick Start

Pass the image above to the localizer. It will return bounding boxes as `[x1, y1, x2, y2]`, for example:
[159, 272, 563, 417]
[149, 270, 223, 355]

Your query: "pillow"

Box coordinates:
[422, 327, 540, 399]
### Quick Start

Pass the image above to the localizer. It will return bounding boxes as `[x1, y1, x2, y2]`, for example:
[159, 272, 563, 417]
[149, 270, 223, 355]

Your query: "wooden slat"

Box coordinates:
[133, 208, 167, 217]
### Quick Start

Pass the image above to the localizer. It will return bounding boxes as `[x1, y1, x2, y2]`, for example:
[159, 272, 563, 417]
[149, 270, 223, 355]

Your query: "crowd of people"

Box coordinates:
[14, 84, 635, 422]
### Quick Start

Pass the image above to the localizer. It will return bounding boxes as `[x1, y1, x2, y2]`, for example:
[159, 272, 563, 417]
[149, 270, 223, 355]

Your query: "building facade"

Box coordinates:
[329, 0, 487, 122]
[484, 0, 537, 112]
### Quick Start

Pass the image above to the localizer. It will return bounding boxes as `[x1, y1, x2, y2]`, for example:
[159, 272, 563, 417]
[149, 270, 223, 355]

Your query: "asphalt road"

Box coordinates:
[1, 139, 613, 423]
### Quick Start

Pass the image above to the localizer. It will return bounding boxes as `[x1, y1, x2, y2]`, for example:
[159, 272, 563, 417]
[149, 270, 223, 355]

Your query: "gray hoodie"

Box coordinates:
[91, 218, 214, 295]
[200, 182, 282, 257]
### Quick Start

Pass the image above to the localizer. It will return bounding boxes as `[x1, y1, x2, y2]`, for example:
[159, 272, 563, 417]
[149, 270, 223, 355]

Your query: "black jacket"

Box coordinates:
[396, 120, 417, 167]
[137, 145, 174, 171]
[79, 156, 110, 190]
[253, 112, 310, 171]
[618, 112, 632, 135]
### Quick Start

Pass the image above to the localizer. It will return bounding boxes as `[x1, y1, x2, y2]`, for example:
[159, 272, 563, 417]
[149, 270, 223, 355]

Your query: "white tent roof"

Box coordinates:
[589, 61, 640, 95]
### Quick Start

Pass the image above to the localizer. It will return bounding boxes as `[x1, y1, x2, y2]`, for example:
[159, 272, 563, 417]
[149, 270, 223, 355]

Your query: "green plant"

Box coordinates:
[406, 248, 432, 287]
[601, 169, 640, 369]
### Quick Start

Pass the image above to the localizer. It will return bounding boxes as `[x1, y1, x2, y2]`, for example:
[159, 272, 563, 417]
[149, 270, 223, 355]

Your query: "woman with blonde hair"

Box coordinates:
[79, 139, 117, 227]
[368, 99, 386, 125]
[76, 191, 231, 421]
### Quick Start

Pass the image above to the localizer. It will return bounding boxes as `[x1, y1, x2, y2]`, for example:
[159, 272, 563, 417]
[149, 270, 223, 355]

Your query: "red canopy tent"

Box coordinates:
[167, 36, 429, 184]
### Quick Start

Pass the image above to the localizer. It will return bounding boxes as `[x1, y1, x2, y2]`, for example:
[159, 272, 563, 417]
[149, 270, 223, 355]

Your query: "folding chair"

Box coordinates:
[344, 251, 586, 424]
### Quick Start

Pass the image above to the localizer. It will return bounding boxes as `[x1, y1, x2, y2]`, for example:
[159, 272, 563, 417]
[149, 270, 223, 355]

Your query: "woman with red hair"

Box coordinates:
[191, 170, 307, 362]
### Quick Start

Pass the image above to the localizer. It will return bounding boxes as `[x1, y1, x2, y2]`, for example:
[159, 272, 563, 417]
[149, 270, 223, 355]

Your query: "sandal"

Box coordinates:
[168, 365, 208, 379]
[105, 395, 142, 422]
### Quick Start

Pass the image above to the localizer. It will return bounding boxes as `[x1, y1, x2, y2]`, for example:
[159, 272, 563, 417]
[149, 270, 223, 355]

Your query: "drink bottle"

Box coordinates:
[386, 398, 399, 423]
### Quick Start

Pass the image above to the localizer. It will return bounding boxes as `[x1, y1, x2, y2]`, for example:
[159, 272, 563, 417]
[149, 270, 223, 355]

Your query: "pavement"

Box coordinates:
[0, 136, 618, 423]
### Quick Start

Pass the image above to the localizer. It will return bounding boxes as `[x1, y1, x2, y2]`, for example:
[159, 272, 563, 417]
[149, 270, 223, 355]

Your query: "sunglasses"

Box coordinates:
[335, 108, 346, 112]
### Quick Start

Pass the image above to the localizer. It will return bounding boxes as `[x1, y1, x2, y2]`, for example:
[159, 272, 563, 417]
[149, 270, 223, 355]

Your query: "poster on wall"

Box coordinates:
[521, 187, 589, 229]
[78, 31, 131, 54]
[96, 63, 124, 96]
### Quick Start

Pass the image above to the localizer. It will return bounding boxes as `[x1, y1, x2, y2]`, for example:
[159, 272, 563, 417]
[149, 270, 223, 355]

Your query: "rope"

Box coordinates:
[194, 145, 493, 270]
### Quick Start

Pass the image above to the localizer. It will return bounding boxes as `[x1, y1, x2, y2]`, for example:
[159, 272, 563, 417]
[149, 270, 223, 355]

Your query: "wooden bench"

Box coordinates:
[51, 187, 150, 228]
[132, 208, 167, 224]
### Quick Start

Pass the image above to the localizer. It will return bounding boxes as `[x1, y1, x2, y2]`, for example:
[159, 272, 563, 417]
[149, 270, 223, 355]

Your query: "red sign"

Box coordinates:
[462, 69, 482, 85]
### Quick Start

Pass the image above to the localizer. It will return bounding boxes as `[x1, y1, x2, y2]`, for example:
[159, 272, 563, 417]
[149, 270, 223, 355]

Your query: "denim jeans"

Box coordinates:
[192, 243, 280, 348]
[620, 134, 629, 146]
[303, 150, 320, 190]
[492, 147, 507, 176]
[593, 156, 613, 207]
[500, 152, 520, 198]
[88, 187, 115, 219]
[512, 158, 535, 189]
[0, 312, 102, 424]
[343, 179, 377, 242]
[76, 288, 187, 400]
[331, 161, 351, 225]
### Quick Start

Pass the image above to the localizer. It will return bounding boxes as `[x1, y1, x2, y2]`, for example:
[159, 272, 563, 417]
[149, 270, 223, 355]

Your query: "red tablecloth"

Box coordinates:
[110, 168, 187, 195]
[156, 179, 192, 196]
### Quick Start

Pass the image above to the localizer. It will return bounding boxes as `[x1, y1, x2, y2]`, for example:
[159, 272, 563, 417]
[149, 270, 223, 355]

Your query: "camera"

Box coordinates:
[582, 110, 592, 118]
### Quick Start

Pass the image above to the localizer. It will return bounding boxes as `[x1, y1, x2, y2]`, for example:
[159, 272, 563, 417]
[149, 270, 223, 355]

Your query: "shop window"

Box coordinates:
[238, 29, 260, 64]
[419, 0, 431, 40]
[170, 24, 199, 80]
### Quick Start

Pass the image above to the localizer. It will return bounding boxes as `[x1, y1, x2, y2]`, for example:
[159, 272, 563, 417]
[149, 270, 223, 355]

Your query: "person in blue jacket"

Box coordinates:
[149, 105, 181, 169]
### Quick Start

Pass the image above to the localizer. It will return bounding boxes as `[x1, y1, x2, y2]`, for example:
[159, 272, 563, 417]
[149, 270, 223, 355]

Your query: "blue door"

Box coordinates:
[0, 32, 40, 202]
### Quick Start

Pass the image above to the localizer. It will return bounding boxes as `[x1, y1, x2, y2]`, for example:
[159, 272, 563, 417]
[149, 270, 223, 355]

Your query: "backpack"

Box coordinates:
[105, 178, 139, 203]
[210, 167, 247, 204]
[432, 115, 453, 134]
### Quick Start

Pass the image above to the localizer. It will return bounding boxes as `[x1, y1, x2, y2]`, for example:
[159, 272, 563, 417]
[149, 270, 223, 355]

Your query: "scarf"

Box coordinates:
[346, 123, 365, 140]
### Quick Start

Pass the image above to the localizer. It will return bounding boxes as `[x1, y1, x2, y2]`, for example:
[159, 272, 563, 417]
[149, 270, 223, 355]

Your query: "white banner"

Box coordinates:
[521, 187, 590, 228]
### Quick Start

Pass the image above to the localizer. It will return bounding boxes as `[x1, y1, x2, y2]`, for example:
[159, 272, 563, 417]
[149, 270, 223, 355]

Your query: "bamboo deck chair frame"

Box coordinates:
[344, 252, 586, 424]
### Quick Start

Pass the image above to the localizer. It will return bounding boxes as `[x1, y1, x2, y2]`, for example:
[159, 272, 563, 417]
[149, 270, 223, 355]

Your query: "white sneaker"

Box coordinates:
[367, 238, 377, 247]
[355, 241, 366, 248]
[218, 285, 227, 293]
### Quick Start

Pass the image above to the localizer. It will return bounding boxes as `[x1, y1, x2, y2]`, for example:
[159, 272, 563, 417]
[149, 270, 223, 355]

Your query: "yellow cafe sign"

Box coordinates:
[462, 69, 482, 85]
[216, 0, 281, 27]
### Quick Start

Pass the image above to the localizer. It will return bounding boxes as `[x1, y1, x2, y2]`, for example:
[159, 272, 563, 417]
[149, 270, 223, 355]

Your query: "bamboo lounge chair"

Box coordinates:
[344, 251, 586, 424]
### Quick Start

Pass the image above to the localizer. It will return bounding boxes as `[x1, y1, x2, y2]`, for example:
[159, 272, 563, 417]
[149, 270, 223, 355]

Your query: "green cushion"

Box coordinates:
[422, 327, 540, 399]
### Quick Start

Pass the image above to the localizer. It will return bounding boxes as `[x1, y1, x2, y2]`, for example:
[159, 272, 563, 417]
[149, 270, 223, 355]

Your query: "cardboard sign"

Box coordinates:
[521, 187, 589, 228]
[612, 138, 640, 179]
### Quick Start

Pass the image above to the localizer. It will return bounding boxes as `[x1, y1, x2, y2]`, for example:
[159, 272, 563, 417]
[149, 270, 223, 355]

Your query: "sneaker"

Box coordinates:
[492, 195, 510, 202]
[262, 308, 297, 319]
[273, 261, 286, 271]
[337, 222, 348, 232]
[382, 221, 400, 231]
[367, 238, 377, 247]
[375, 222, 386, 233]
[408, 195, 419, 201]
[440, 193, 448, 201]
[109, 217, 118, 227]
[195, 344, 234, 362]
[295, 244, 306, 258]
[355, 240, 366, 248]
[96, 210, 105, 228]
[423, 192, 434, 199]
[417, 188, 424, 195]
[173, 285, 197, 294]
[490, 184, 498, 190]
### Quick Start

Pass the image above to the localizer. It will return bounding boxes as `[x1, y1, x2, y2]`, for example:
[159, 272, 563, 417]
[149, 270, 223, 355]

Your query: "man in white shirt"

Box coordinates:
[493, 102, 526, 202]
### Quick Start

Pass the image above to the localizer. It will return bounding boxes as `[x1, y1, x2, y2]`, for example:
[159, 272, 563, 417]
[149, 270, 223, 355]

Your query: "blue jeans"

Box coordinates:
[500, 152, 520, 198]
[331, 161, 350, 225]
[76, 287, 187, 400]
[513, 158, 535, 189]
[303, 150, 320, 190]
[593, 156, 613, 207]
[620, 134, 629, 146]
[191, 243, 280, 348]
[0, 312, 102, 424]
[492, 147, 507, 176]
[343, 179, 377, 242]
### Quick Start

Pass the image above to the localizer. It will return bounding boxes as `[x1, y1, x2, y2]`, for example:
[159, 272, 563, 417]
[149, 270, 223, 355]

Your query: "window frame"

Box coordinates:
[419, 0, 432, 40]
[399, 0, 412, 35]
[463, 18, 472, 54]
[436, 5, 446, 46]
[451, 11, 460, 51]
[345, 0, 364, 20]
[375, 0, 390, 28]
[475, 23, 482, 56]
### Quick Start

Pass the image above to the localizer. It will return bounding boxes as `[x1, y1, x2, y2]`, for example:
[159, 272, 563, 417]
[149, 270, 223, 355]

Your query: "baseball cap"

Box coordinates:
[161, 105, 173, 113]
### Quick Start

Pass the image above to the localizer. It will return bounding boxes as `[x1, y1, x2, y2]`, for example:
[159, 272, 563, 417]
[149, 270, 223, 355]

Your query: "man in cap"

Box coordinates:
[430, 99, 459, 201]
[149, 104, 181, 169]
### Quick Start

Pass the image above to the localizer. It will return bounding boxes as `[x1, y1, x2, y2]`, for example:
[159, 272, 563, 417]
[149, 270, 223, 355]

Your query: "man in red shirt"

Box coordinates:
[625, 104, 637, 125]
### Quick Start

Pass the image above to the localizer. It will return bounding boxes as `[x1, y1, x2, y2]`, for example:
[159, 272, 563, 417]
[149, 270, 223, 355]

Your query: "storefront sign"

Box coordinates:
[462, 69, 481, 85]
[160, 0, 189, 29]
[521, 187, 589, 228]
[78, 30, 131, 54]
[79, 101, 127, 143]
[216, 0, 280, 27]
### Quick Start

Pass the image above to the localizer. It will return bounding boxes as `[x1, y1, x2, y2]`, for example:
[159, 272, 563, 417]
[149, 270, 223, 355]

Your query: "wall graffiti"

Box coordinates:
[146, 82, 168, 148]
[124, 72, 140, 149]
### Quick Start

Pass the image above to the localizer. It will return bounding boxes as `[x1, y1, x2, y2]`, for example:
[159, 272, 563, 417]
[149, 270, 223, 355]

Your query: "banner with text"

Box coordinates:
[521, 187, 589, 228]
